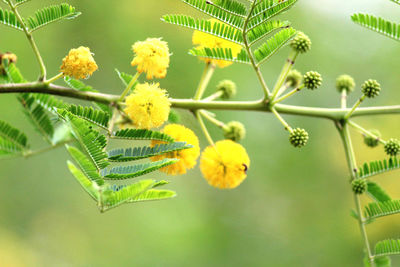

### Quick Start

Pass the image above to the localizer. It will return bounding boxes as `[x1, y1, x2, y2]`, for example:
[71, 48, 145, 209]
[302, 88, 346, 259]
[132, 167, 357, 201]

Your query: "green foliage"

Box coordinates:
[60, 110, 110, 170]
[367, 182, 391, 202]
[67, 145, 104, 185]
[168, 0, 298, 66]
[67, 161, 100, 201]
[253, 27, 296, 65]
[375, 239, 400, 257]
[365, 199, 400, 220]
[26, 4, 81, 32]
[0, 7, 23, 31]
[129, 189, 176, 203]
[0, 120, 29, 149]
[4, 62, 26, 83]
[112, 128, 175, 142]
[67, 105, 110, 130]
[248, 0, 298, 29]
[115, 69, 136, 87]
[64, 76, 94, 92]
[19, 93, 55, 144]
[351, 13, 400, 42]
[247, 20, 290, 45]
[357, 158, 400, 179]
[101, 158, 178, 180]
[101, 180, 159, 211]
[180, 0, 244, 29]
[162, 14, 244, 45]
[189, 47, 251, 64]
[32, 93, 67, 113]
[108, 142, 192, 162]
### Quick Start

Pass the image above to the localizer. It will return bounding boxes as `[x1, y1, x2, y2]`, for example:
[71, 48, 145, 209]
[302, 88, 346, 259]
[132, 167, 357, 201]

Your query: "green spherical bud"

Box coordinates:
[352, 179, 367, 195]
[362, 79, 381, 98]
[363, 129, 381, 148]
[336, 74, 355, 93]
[285, 69, 302, 88]
[303, 71, 322, 90]
[223, 121, 246, 142]
[289, 128, 309, 148]
[290, 32, 312, 54]
[384, 138, 400, 157]
[217, 80, 237, 100]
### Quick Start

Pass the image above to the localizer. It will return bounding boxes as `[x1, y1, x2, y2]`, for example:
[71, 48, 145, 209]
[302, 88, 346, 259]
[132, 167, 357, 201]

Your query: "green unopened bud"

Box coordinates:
[217, 80, 237, 99]
[352, 179, 367, 195]
[289, 128, 309, 148]
[223, 121, 246, 142]
[303, 71, 322, 90]
[384, 138, 400, 157]
[290, 32, 311, 54]
[285, 69, 302, 88]
[336, 74, 355, 93]
[363, 129, 381, 148]
[362, 79, 381, 98]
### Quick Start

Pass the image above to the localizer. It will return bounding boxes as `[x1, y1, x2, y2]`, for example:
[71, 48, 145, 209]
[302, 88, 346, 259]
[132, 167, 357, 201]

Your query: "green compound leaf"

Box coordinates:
[162, 14, 244, 45]
[367, 182, 391, 203]
[112, 128, 175, 142]
[60, 110, 109, 170]
[180, 0, 244, 30]
[31, 93, 68, 113]
[248, 0, 298, 30]
[67, 105, 110, 130]
[0, 120, 29, 149]
[364, 255, 391, 267]
[0, 137, 23, 157]
[19, 94, 54, 144]
[101, 158, 178, 180]
[212, 0, 247, 17]
[101, 179, 156, 211]
[375, 239, 400, 257]
[5, 63, 26, 83]
[364, 200, 400, 220]
[357, 158, 400, 179]
[247, 20, 290, 45]
[0, 7, 23, 31]
[27, 3, 81, 32]
[14, 0, 32, 7]
[64, 76, 94, 92]
[390, 0, 400, 5]
[63, 77, 112, 114]
[351, 13, 400, 42]
[253, 27, 297, 65]
[108, 142, 192, 162]
[67, 145, 104, 185]
[130, 189, 176, 203]
[189, 47, 251, 64]
[67, 161, 100, 201]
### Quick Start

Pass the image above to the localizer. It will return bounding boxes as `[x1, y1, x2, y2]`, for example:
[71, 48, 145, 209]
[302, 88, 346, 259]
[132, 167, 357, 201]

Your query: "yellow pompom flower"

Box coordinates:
[60, 46, 98, 79]
[192, 19, 242, 68]
[200, 140, 250, 189]
[151, 124, 200, 175]
[124, 83, 170, 129]
[131, 38, 170, 80]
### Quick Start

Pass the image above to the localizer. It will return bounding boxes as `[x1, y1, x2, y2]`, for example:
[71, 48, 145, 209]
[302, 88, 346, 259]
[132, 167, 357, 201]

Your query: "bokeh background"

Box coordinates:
[1, 0, 400, 266]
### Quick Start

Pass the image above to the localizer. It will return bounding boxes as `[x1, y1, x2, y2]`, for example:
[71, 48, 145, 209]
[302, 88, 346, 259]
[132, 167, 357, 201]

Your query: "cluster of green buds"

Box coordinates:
[289, 128, 309, 148]
[336, 75, 356, 93]
[290, 32, 312, 54]
[216, 80, 237, 100]
[352, 179, 367, 195]
[223, 121, 246, 142]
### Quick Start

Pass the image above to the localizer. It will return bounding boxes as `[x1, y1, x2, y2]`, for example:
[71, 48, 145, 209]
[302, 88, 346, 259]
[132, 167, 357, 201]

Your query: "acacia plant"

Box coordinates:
[0, 0, 400, 265]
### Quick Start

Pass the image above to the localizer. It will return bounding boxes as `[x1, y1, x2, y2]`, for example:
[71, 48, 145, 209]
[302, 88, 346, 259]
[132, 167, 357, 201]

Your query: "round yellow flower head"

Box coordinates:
[60, 46, 98, 79]
[131, 38, 170, 80]
[151, 124, 200, 175]
[124, 83, 170, 129]
[200, 140, 250, 189]
[192, 19, 242, 68]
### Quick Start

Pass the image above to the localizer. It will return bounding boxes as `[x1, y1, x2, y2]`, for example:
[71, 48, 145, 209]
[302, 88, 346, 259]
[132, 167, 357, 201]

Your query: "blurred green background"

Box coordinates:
[1, 0, 400, 266]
